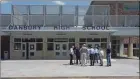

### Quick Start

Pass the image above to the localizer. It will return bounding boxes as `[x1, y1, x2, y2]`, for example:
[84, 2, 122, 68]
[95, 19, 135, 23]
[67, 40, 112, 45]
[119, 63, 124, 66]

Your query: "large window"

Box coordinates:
[62, 6, 75, 14]
[36, 43, 43, 51]
[14, 38, 43, 51]
[36, 38, 43, 51]
[46, 5, 60, 14]
[47, 43, 54, 51]
[14, 38, 22, 50]
[14, 43, 21, 50]
[133, 43, 139, 57]
[30, 6, 43, 14]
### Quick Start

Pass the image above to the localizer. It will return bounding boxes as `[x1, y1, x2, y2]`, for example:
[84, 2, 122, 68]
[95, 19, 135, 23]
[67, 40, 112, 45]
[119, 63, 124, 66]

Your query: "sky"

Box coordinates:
[0, 0, 91, 14]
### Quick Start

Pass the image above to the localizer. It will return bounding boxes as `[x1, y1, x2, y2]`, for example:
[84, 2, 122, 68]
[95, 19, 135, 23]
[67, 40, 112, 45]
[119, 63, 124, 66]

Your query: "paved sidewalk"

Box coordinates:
[1, 59, 139, 78]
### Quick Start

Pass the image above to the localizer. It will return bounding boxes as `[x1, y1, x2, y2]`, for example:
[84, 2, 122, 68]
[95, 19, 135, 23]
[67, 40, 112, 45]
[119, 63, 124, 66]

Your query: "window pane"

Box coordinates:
[79, 38, 86, 42]
[14, 38, 21, 42]
[56, 52, 60, 56]
[22, 38, 28, 42]
[30, 52, 34, 56]
[78, 16, 84, 26]
[30, 6, 43, 14]
[133, 44, 136, 48]
[45, 15, 60, 26]
[36, 38, 43, 42]
[36, 43, 43, 51]
[87, 38, 93, 42]
[124, 44, 128, 48]
[101, 43, 107, 49]
[133, 49, 139, 57]
[93, 38, 100, 42]
[62, 44, 67, 50]
[22, 52, 25, 57]
[47, 38, 53, 42]
[28, 38, 35, 42]
[46, 5, 59, 14]
[47, 43, 53, 50]
[13, 5, 28, 14]
[62, 6, 75, 14]
[112, 40, 117, 44]
[78, 6, 89, 15]
[61, 15, 75, 26]
[69, 38, 75, 42]
[101, 38, 107, 42]
[62, 52, 67, 56]
[14, 43, 21, 50]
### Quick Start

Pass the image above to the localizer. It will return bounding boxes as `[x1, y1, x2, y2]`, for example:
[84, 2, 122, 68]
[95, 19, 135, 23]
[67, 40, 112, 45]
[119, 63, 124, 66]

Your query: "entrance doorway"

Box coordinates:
[22, 42, 36, 59]
[54, 43, 68, 59]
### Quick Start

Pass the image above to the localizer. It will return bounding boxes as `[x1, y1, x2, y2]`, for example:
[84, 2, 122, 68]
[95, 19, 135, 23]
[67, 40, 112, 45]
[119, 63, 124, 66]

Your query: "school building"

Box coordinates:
[0, 0, 139, 60]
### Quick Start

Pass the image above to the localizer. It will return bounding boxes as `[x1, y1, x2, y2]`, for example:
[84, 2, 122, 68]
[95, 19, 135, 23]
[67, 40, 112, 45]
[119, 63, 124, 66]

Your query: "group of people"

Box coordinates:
[69, 44, 111, 67]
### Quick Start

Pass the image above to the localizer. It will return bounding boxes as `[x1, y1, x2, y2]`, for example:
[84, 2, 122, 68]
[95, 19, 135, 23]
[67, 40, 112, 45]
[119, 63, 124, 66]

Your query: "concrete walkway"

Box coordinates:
[1, 59, 139, 77]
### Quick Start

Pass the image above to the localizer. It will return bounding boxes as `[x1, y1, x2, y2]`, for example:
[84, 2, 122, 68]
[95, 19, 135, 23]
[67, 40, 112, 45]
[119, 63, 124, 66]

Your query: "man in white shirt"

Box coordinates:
[99, 48, 104, 66]
[80, 44, 88, 66]
[69, 46, 74, 65]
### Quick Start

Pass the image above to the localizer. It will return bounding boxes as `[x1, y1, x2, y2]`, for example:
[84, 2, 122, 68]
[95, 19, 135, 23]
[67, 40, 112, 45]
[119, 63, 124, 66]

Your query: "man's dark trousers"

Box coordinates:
[106, 53, 111, 66]
[90, 54, 94, 66]
[76, 56, 81, 64]
[69, 54, 73, 65]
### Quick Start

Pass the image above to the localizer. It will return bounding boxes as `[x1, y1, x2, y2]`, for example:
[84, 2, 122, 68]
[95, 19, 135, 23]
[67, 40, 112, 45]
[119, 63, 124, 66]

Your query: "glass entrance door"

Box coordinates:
[22, 43, 36, 59]
[22, 43, 27, 59]
[54, 43, 68, 59]
[28, 43, 36, 59]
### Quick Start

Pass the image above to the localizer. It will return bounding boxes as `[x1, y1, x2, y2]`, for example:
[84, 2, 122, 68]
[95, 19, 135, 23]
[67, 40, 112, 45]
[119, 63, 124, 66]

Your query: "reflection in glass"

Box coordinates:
[62, 44, 67, 50]
[78, 6, 89, 15]
[101, 43, 107, 49]
[56, 52, 60, 56]
[30, 44, 34, 50]
[62, 52, 67, 56]
[56, 44, 60, 50]
[22, 44, 25, 50]
[30, 6, 43, 14]
[46, 5, 59, 14]
[62, 6, 75, 14]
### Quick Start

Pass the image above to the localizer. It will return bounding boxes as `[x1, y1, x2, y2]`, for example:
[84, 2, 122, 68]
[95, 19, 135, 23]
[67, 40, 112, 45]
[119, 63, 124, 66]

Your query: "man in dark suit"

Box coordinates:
[74, 45, 81, 64]
[106, 47, 111, 66]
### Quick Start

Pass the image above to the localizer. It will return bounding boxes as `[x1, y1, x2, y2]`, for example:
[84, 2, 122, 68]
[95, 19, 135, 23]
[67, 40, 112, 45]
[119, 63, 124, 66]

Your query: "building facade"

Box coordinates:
[0, 1, 139, 60]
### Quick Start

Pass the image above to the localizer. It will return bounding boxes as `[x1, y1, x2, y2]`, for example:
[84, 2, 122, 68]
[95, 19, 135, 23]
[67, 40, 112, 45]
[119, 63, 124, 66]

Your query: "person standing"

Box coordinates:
[73, 46, 76, 64]
[94, 46, 99, 63]
[99, 48, 104, 66]
[106, 47, 111, 66]
[69, 46, 74, 65]
[88, 45, 95, 66]
[75, 45, 81, 64]
[80, 44, 88, 66]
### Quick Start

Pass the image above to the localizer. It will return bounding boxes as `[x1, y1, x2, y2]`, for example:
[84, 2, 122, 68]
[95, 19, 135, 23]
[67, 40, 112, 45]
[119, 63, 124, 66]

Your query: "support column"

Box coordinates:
[119, 37, 124, 57]
[0, 36, 1, 60]
[128, 42, 133, 58]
